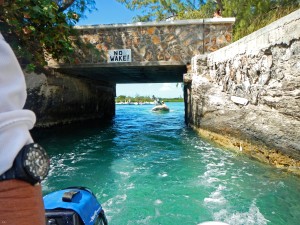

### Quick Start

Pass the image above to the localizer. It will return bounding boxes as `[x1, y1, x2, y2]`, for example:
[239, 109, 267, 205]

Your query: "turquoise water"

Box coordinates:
[35, 102, 300, 225]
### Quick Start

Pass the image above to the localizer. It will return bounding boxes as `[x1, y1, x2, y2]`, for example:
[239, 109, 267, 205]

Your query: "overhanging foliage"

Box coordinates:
[0, 0, 95, 71]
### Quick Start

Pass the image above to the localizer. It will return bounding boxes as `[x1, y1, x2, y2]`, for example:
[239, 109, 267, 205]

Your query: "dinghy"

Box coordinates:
[44, 187, 108, 225]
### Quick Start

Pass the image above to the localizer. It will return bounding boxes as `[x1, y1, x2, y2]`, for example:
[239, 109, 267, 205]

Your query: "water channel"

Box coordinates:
[35, 102, 300, 225]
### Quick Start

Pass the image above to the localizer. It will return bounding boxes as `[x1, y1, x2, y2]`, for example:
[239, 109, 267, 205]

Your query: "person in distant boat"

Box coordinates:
[0, 31, 49, 224]
[152, 95, 160, 105]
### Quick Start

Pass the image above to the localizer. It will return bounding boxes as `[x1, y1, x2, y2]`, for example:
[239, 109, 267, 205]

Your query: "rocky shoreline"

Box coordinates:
[184, 9, 300, 175]
[194, 127, 300, 176]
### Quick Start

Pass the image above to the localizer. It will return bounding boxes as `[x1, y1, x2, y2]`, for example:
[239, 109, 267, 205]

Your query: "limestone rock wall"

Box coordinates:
[24, 71, 115, 128]
[185, 9, 300, 173]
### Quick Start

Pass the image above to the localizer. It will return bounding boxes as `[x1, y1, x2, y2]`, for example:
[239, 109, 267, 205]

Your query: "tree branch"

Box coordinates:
[215, 0, 224, 12]
[58, 0, 76, 12]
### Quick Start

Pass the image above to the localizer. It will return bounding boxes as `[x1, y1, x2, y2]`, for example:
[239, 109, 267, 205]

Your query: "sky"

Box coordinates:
[77, 0, 141, 25]
[77, 0, 184, 98]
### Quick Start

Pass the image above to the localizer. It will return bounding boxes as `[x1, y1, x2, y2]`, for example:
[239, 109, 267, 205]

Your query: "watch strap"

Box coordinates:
[0, 166, 17, 181]
[0, 144, 32, 184]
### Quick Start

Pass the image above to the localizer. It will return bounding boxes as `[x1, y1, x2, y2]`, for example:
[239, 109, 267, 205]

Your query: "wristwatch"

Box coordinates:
[0, 143, 50, 185]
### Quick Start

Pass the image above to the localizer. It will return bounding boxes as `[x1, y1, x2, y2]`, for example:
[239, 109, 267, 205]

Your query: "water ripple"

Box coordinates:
[38, 103, 300, 225]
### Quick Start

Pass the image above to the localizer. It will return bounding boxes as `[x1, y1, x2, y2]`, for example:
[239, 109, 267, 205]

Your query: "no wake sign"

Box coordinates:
[108, 49, 132, 63]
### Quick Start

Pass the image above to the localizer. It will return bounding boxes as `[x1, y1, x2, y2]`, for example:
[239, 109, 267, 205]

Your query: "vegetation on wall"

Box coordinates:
[221, 0, 300, 41]
[117, 0, 300, 41]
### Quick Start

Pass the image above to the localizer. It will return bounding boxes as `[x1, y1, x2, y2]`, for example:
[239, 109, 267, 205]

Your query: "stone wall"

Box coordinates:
[24, 71, 115, 128]
[70, 19, 234, 64]
[184, 9, 300, 174]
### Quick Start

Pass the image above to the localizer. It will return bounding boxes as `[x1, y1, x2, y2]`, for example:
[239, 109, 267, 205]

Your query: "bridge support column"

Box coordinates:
[24, 71, 116, 128]
[183, 73, 193, 125]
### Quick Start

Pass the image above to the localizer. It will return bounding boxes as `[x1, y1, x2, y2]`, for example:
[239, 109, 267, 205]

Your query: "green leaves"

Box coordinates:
[118, 0, 300, 42]
[116, 0, 205, 21]
[222, 0, 300, 41]
[0, 0, 95, 71]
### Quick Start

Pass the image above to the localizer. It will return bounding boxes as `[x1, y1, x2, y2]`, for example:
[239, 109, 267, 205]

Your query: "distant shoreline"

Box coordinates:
[115, 96, 184, 104]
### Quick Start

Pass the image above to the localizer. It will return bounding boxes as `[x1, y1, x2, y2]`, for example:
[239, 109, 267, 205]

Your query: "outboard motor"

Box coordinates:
[43, 187, 108, 225]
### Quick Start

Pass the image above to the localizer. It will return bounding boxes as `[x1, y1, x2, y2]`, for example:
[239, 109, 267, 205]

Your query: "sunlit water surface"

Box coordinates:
[35, 103, 300, 225]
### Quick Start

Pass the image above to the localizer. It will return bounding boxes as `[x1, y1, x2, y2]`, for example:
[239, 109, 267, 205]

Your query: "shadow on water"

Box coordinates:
[32, 118, 115, 141]
[33, 118, 118, 196]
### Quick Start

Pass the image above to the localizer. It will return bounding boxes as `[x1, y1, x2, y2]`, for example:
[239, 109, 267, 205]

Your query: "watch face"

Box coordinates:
[23, 143, 50, 183]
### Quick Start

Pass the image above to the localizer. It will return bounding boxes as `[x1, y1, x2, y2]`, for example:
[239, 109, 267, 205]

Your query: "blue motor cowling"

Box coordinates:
[43, 187, 108, 225]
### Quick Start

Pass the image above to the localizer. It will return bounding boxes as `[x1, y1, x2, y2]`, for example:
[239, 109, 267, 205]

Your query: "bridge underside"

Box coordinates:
[54, 63, 186, 84]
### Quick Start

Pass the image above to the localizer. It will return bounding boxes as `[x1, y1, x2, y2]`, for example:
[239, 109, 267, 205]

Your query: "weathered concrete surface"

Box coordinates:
[24, 71, 115, 128]
[185, 9, 300, 174]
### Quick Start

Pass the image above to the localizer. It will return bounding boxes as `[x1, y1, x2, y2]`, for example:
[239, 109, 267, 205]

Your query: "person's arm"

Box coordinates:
[0, 32, 36, 174]
[0, 32, 46, 225]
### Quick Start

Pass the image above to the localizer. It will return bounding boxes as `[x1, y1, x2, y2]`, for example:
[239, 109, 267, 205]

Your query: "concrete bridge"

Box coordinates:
[29, 18, 235, 127]
[49, 18, 235, 84]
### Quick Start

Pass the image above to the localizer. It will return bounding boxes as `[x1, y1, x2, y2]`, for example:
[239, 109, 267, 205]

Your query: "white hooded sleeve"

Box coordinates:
[0, 32, 36, 175]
